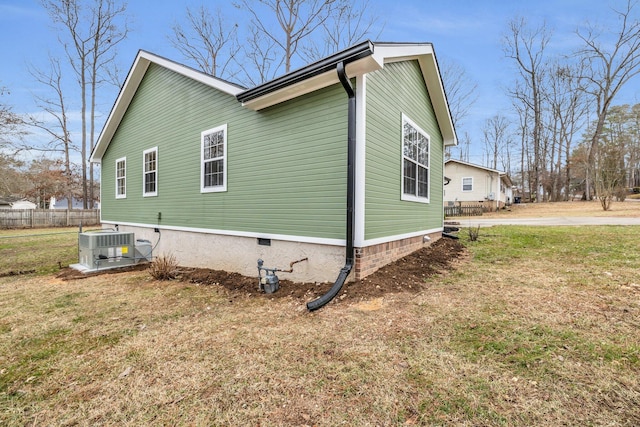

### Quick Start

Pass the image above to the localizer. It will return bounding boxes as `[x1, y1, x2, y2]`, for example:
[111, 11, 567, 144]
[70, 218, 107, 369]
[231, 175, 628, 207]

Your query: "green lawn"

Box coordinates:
[0, 228, 83, 276]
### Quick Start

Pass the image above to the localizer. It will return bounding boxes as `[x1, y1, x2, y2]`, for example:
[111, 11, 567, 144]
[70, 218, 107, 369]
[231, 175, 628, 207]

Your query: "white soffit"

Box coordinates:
[241, 55, 383, 111]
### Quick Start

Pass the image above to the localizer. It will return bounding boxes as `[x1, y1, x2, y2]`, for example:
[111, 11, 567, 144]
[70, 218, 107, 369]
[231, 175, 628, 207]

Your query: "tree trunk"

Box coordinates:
[81, 57, 88, 210]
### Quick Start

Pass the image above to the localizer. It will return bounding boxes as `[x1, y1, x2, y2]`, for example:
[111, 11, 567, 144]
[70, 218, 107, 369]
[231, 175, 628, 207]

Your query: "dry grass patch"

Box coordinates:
[1, 226, 639, 425]
[477, 199, 640, 218]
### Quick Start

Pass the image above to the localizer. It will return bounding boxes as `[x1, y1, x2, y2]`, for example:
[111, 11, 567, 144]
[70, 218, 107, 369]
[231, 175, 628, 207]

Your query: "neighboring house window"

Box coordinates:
[143, 147, 158, 197]
[115, 157, 126, 198]
[462, 177, 473, 192]
[401, 114, 430, 202]
[201, 124, 227, 193]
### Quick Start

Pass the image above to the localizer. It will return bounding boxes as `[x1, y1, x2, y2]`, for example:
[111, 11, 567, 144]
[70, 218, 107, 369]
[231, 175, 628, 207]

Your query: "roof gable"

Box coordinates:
[92, 42, 457, 162]
[91, 51, 245, 162]
[374, 43, 457, 147]
[445, 159, 513, 186]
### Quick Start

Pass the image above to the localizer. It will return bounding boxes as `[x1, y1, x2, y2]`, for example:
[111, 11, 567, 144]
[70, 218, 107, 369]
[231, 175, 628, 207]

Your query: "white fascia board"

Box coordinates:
[144, 51, 244, 96]
[371, 43, 435, 65]
[91, 51, 244, 163]
[419, 54, 457, 147]
[446, 158, 505, 175]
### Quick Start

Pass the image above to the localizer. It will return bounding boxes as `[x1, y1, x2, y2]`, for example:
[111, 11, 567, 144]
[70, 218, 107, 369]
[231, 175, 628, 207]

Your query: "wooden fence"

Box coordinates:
[0, 209, 100, 229]
[444, 205, 484, 217]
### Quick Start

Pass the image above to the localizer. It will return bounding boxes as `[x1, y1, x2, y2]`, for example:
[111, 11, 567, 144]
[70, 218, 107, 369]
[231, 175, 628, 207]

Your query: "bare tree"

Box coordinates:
[28, 57, 76, 210]
[441, 59, 479, 129]
[41, 0, 129, 208]
[0, 87, 29, 198]
[242, 27, 281, 86]
[482, 114, 511, 171]
[511, 99, 531, 199]
[302, 0, 382, 60]
[440, 59, 478, 161]
[462, 132, 473, 163]
[88, 0, 129, 208]
[595, 104, 640, 206]
[629, 103, 640, 188]
[544, 62, 589, 201]
[504, 17, 552, 202]
[576, 0, 640, 203]
[41, 0, 88, 207]
[0, 87, 28, 150]
[169, 6, 239, 78]
[594, 135, 627, 210]
[235, 0, 337, 82]
[170, 1, 383, 85]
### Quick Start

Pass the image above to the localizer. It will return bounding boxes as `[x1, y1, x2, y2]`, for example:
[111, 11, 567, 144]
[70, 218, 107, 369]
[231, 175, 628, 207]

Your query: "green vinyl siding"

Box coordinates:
[101, 63, 348, 239]
[365, 60, 444, 240]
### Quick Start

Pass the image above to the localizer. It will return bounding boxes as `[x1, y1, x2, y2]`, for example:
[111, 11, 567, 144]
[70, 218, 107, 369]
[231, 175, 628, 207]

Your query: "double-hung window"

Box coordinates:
[143, 147, 158, 197]
[462, 177, 473, 192]
[115, 157, 126, 198]
[201, 124, 227, 193]
[401, 114, 430, 203]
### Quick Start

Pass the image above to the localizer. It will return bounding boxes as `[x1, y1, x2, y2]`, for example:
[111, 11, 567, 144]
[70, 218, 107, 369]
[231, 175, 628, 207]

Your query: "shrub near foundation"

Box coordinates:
[148, 254, 179, 280]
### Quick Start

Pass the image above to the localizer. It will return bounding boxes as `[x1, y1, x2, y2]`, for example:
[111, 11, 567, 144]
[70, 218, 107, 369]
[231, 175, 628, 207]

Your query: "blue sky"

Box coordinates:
[2, 0, 640, 165]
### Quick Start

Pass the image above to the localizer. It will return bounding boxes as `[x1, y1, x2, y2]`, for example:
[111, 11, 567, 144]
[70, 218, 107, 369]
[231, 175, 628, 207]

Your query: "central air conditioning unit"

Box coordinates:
[72, 230, 153, 273]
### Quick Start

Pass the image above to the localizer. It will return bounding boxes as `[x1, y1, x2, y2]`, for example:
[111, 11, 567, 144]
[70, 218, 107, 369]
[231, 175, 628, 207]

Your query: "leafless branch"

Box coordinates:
[169, 5, 239, 79]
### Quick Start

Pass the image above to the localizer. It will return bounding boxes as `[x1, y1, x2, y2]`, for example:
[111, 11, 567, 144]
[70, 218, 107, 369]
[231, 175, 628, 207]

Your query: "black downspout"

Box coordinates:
[307, 61, 356, 311]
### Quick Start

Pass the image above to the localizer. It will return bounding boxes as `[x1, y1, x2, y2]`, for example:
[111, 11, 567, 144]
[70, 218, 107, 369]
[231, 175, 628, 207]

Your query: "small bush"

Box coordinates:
[149, 254, 179, 280]
[467, 225, 480, 242]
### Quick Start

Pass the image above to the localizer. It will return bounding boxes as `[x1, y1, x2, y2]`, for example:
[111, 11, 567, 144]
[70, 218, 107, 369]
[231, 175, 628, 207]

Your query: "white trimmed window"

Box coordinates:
[401, 114, 430, 203]
[462, 177, 473, 192]
[201, 124, 227, 193]
[115, 157, 126, 198]
[143, 147, 158, 197]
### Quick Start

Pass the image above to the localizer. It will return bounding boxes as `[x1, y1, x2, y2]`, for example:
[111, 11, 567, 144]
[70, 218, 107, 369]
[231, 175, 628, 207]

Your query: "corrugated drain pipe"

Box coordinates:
[307, 61, 356, 311]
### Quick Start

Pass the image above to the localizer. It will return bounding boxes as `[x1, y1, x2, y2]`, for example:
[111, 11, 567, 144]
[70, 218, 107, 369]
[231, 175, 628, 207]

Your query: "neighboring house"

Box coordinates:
[49, 197, 100, 210]
[11, 200, 37, 210]
[91, 41, 457, 286]
[444, 159, 513, 210]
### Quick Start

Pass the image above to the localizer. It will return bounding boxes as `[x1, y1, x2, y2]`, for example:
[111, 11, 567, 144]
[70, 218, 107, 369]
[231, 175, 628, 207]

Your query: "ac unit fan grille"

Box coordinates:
[79, 232, 134, 249]
[96, 233, 132, 247]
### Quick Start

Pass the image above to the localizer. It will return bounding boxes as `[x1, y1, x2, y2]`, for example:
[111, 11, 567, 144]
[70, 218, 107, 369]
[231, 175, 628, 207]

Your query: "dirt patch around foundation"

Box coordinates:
[57, 237, 466, 305]
[177, 237, 466, 304]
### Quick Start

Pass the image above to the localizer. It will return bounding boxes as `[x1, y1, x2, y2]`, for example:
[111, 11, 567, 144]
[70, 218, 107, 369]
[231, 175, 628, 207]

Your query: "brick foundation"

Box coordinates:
[354, 231, 442, 280]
